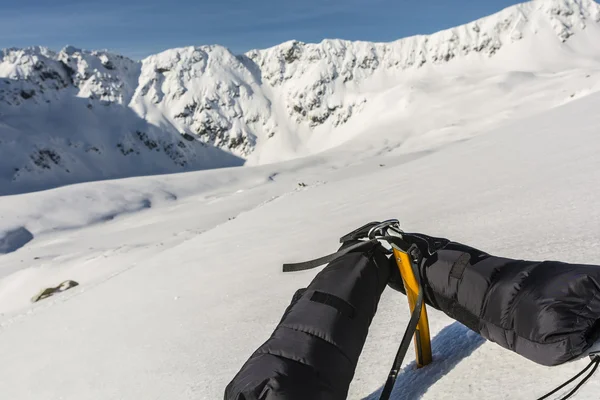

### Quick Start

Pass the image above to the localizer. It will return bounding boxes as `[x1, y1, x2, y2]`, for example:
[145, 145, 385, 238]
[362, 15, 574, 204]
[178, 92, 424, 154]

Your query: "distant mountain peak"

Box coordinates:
[1, 0, 600, 193]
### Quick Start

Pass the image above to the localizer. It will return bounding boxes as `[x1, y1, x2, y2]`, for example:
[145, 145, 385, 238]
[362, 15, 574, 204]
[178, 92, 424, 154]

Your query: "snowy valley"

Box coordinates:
[2, 0, 600, 399]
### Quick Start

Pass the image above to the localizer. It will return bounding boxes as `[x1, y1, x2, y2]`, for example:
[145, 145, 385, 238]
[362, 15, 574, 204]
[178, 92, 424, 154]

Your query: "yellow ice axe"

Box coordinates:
[366, 219, 432, 369]
[392, 246, 432, 368]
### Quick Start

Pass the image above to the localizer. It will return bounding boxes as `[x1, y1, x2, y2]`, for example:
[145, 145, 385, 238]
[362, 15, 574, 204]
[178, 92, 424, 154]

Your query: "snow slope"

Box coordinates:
[3, 0, 600, 399]
[3, 0, 600, 194]
[2, 71, 600, 399]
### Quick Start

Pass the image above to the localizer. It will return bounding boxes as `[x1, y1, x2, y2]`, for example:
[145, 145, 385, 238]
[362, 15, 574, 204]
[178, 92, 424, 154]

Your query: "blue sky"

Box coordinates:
[1, 0, 525, 59]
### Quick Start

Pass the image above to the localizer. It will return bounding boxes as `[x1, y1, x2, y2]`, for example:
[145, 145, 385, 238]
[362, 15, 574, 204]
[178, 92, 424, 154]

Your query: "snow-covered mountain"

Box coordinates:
[2, 0, 600, 194]
[0, 47, 244, 195]
[3, 41, 600, 400]
[4, 2, 600, 399]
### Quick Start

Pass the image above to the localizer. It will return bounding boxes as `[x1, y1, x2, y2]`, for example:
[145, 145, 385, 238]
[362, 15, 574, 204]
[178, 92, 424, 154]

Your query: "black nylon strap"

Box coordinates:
[379, 295, 423, 400]
[536, 355, 600, 400]
[379, 241, 424, 400]
[310, 291, 356, 319]
[449, 253, 470, 280]
[339, 221, 381, 243]
[282, 240, 377, 272]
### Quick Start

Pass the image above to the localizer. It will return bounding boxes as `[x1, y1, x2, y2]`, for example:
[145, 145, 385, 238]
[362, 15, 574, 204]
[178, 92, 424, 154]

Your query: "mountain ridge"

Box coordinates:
[1, 0, 600, 194]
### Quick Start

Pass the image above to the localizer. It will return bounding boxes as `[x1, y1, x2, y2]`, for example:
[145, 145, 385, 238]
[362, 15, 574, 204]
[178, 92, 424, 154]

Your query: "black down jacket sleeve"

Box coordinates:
[224, 242, 392, 400]
[419, 241, 600, 366]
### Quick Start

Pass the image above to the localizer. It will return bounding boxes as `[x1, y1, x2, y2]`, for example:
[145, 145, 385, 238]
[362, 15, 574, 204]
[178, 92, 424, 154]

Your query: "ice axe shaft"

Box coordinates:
[393, 247, 432, 368]
[368, 219, 433, 368]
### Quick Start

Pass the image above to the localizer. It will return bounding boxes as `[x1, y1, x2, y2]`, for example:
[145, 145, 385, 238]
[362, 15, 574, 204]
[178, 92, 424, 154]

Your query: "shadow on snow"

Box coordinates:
[363, 322, 485, 400]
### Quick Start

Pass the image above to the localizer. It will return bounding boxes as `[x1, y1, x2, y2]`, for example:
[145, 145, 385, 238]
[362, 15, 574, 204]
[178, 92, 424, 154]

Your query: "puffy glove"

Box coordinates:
[338, 225, 453, 295]
[386, 232, 451, 294]
[388, 232, 493, 322]
[339, 222, 402, 293]
[396, 232, 451, 262]
[226, 222, 397, 400]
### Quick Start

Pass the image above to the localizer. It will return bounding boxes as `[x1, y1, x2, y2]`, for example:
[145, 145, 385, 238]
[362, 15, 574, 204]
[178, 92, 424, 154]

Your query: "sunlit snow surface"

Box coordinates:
[3, 1, 600, 399]
[1, 85, 600, 399]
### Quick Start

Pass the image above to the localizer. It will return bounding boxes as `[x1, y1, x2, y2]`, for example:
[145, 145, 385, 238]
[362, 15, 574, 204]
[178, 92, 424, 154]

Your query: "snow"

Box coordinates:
[2, 82, 600, 399]
[3, 0, 600, 194]
[2, 0, 600, 399]
[0, 46, 243, 195]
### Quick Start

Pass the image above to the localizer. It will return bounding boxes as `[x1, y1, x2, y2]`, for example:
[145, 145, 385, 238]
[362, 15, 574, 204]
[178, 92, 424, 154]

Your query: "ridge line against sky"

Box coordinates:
[2, 0, 527, 59]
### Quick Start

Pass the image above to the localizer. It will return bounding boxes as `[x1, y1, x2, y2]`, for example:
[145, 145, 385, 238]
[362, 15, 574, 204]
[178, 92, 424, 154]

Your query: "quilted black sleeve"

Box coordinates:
[420, 242, 600, 366]
[224, 243, 392, 400]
